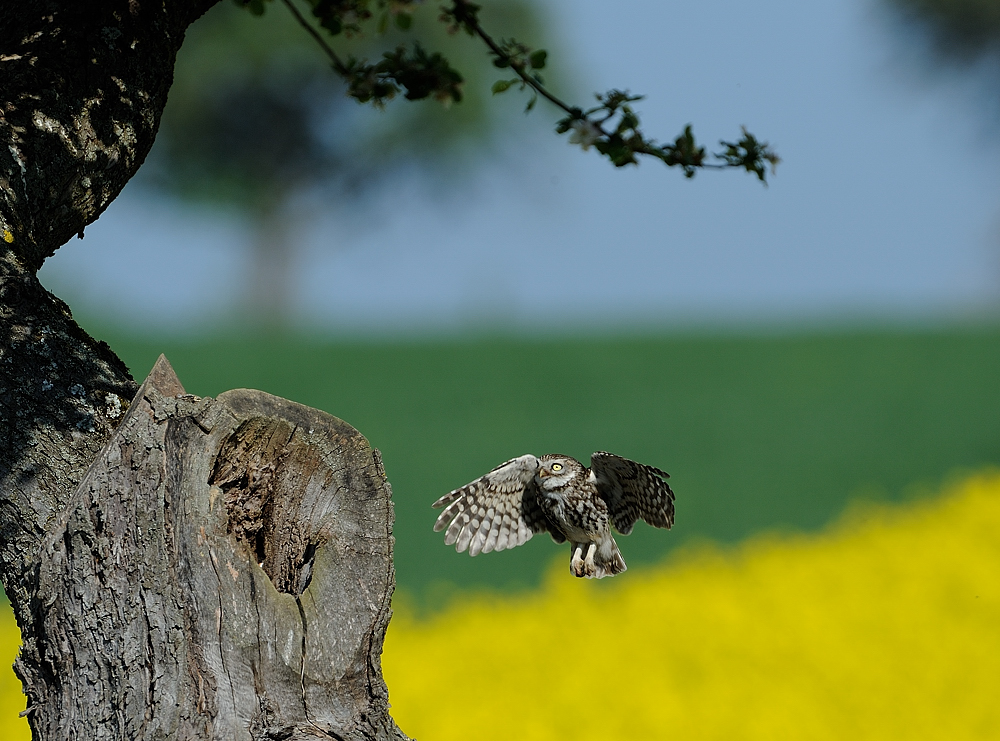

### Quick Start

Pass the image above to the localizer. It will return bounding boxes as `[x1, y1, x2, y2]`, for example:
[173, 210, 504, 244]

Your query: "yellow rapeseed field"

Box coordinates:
[1, 471, 998, 740]
[385, 471, 1000, 741]
[0, 596, 25, 740]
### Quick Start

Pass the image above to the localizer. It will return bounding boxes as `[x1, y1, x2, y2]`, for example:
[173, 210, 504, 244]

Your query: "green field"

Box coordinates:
[83, 325, 1000, 601]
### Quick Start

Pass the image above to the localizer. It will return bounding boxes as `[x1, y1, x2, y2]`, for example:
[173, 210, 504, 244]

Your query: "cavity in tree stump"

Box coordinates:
[16, 355, 410, 741]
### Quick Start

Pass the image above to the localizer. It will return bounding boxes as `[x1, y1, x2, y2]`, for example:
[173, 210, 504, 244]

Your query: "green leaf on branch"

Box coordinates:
[308, 0, 374, 36]
[439, 0, 482, 35]
[596, 134, 638, 167]
[529, 49, 547, 69]
[661, 125, 706, 177]
[718, 127, 780, 182]
[491, 79, 517, 95]
[377, 44, 465, 103]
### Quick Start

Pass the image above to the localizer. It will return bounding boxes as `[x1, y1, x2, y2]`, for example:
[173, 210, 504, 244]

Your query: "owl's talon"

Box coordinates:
[583, 543, 597, 576]
[570, 544, 597, 577]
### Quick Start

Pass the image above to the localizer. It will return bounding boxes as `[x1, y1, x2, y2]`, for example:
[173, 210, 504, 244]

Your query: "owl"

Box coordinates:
[432, 452, 674, 579]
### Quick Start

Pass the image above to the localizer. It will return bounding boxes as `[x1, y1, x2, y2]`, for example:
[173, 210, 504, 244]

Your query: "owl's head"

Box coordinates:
[536, 454, 584, 490]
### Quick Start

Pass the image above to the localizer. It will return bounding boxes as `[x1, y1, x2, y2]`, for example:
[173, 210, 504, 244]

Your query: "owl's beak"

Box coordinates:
[537, 467, 549, 478]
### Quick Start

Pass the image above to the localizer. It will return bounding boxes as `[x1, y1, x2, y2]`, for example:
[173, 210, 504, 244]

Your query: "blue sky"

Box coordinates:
[39, 0, 1000, 333]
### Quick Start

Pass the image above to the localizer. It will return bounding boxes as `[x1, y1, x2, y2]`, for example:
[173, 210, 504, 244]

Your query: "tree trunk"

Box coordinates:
[1, 4, 410, 739]
[16, 355, 406, 740]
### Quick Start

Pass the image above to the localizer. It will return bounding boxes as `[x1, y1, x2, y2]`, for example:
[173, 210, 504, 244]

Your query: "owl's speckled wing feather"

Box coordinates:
[590, 451, 674, 535]
[432, 454, 560, 557]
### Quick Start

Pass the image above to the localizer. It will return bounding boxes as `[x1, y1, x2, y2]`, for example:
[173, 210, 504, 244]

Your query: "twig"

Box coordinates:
[280, 0, 350, 77]
[465, 21, 578, 118]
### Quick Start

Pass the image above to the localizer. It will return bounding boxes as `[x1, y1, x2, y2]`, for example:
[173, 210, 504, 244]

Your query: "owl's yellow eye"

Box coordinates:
[551, 463, 563, 471]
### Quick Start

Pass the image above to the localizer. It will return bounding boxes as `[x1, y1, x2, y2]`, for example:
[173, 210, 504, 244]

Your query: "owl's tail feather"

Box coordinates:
[594, 538, 627, 579]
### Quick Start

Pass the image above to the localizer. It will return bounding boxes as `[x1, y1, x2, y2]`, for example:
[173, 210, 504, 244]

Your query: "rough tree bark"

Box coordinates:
[1, 3, 409, 739]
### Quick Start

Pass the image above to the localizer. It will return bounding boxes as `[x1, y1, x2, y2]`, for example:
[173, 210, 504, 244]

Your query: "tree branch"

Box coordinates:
[279, 0, 351, 77]
[268, 0, 780, 180]
[442, 0, 779, 178]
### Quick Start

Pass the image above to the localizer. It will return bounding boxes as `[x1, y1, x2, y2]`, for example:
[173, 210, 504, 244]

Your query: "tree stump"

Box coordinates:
[16, 355, 410, 741]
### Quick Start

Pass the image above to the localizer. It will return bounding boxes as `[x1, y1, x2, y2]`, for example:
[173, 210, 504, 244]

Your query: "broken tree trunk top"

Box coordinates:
[18, 355, 410, 741]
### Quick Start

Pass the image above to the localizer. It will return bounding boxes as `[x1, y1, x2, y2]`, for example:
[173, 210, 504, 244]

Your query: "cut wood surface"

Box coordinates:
[17, 355, 409, 740]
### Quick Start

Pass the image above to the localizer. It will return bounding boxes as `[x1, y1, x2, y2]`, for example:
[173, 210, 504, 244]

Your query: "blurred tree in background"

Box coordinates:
[884, 0, 1000, 285]
[886, 0, 1000, 58]
[144, 0, 547, 328]
[885, 0, 1000, 125]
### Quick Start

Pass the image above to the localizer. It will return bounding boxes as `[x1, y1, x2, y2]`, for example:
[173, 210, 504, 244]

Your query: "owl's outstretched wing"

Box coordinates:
[432, 454, 560, 557]
[590, 451, 675, 535]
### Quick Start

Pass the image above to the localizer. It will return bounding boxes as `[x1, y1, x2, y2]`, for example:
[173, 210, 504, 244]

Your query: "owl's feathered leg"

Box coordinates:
[593, 536, 627, 579]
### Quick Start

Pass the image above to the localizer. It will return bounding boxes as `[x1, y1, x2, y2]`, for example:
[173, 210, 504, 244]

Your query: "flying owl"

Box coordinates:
[432, 452, 674, 579]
